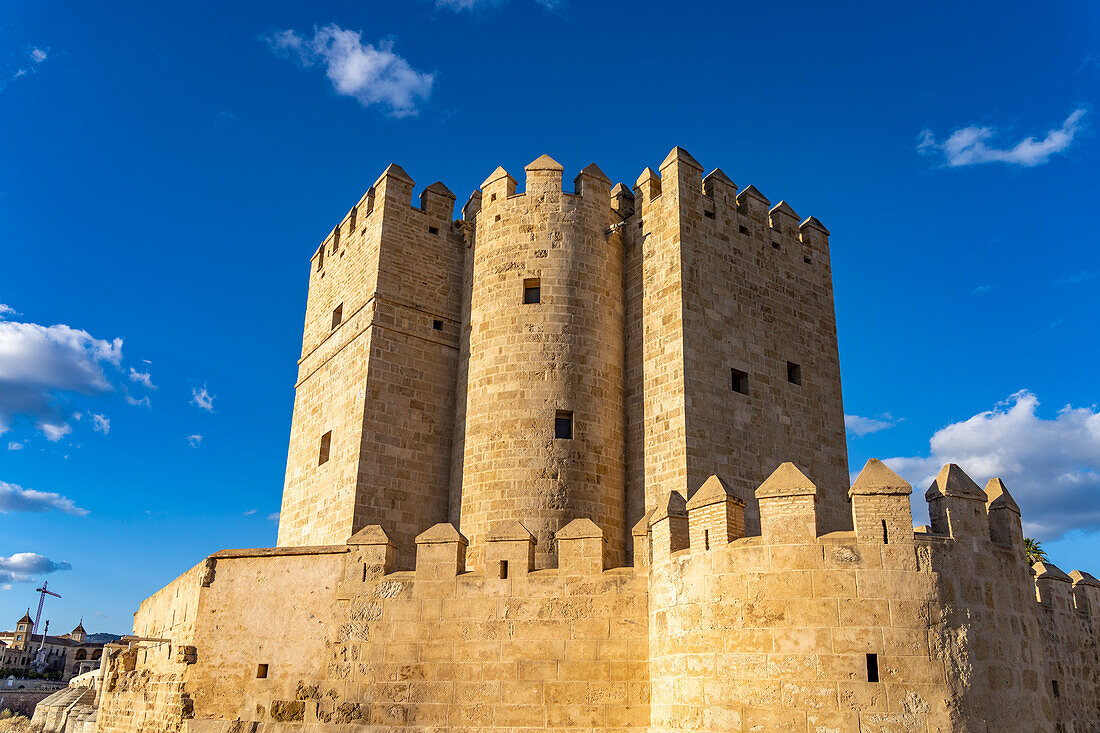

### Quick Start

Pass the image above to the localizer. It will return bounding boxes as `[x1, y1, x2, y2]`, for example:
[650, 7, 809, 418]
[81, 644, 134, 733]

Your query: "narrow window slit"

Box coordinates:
[318, 431, 332, 465]
[882, 519, 889, 544]
[256, 664, 269, 679]
[555, 410, 573, 439]
[866, 654, 879, 683]
[731, 368, 748, 395]
[499, 560, 509, 579]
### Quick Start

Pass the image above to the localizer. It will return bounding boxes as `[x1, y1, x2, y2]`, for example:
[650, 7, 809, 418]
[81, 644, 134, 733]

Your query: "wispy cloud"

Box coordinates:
[435, 0, 562, 10]
[128, 367, 155, 389]
[186, 434, 203, 448]
[91, 413, 110, 434]
[881, 390, 1100, 539]
[243, 509, 257, 516]
[1, 47, 50, 92]
[0, 480, 88, 516]
[266, 25, 433, 117]
[268, 512, 280, 522]
[845, 413, 901, 437]
[918, 108, 1087, 168]
[125, 394, 151, 408]
[0, 304, 17, 319]
[0, 552, 71, 586]
[191, 385, 215, 412]
[7, 441, 23, 450]
[971, 284, 991, 296]
[0, 319, 123, 441]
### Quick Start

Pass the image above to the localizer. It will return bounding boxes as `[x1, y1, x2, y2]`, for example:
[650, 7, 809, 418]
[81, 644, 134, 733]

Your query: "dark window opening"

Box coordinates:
[804, 256, 812, 264]
[1052, 679, 1060, 698]
[432, 320, 443, 331]
[318, 431, 332, 466]
[523, 278, 541, 304]
[638, 221, 644, 229]
[495, 214, 501, 222]
[738, 225, 750, 236]
[490, 193, 497, 202]
[555, 410, 573, 439]
[428, 226, 439, 235]
[499, 560, 509, 579]
[787, 362, 802, 386]
[331, 304, 343, 330]
[731, 368, 748, 395]
[256, 664, 269, 679]
[704, 529, 710, 551]
[866, 654, 879, 683]
[704, 210, 715, 220]
[772, 241, 781, 250]
[882, 519, 889, 544]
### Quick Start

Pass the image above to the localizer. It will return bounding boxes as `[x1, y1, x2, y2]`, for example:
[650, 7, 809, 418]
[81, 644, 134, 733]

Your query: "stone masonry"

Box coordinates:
[82, 149, 1099, 733]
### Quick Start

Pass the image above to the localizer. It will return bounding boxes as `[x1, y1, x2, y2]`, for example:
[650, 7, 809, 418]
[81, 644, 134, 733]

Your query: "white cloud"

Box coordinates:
[128, 367, 155, 389]
[29, 48, 47, 64]
[243, 509, 257, 516]
[881, 390, 1100, 539]
[0, 480, 88, 516]
[7, 441, 23, 450]
[267, 25, 433, 117]
[91, 413, 109, 434]
[125, 394, 151, 408]
[186, 434, 203, 448]
[845, 413, 900, 437]
[971, 285, 991, 295]
[268, 512, 280, 522]
[0, 304, 17, 319]
[918, 108, 1087, 167]
[0, 553, 71, 585]
[191, 385, 215, 412]
[0, 320, 123, 440]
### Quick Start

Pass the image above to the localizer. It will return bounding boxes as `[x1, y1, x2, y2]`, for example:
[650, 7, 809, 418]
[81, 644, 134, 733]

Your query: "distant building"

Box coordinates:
[0, 612, 105, 681]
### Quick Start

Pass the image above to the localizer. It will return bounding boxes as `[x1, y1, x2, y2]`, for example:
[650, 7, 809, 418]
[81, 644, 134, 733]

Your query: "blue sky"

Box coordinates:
[1, 0, 1098, 634]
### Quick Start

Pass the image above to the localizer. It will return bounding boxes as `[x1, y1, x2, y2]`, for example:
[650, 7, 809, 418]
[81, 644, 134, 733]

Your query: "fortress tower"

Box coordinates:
[278, 149, 850, 568]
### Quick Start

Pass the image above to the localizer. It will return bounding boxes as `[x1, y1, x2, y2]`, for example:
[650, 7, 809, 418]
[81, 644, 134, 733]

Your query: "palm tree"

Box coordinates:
[1025, 537, 1047, 565]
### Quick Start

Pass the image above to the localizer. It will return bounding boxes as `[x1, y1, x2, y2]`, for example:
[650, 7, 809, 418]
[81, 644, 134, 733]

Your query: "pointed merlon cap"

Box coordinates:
[576, 163, 610, 183]
[486, 520, 536, 543]
[423, 181, 456, 199]
[687, 474, 744, 510]
[480, 166, 515, 189]
[659, 146, 703, 171]
[703, 168, 735, 187]
[925, 464, 987, 502]
[71, 620, 86, 635]
[736, 184, 771, 206]
[415, 522, 468, 546]
[634, 167, 661, 189]
[525, 154, 564, 172]
[849, 459, 913, 497]
[611, 182, 635, 200]
[799, 216, 830, 236]
[984, 478, 1021, 515]
[373, 163, 414, 188]
[347, 525, 394, 546]
[1070, 569, 1100, 587]
[17, 610, 32, 625]
[631, 509, 654, 537]
[756, 462, 817, 499]
[1033, 561, 1072, 582]
[650, 491, 688, 524]
[769, 201, 800, 220]
[556, 517, 604, 541]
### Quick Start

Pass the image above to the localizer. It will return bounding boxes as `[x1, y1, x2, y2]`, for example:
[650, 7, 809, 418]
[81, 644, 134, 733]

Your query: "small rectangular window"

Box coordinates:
[1052, 679, 1060, 698]
[866, 654, 879, 683]
[787, 362, 802, 386]
[704, 210, 715, 220]
[772, 241, 781, 250]
[428, 226, 439, 235]
[331, 304, 343, 330]
[738, 225, 749, 236]
[523, 278, 541, 304]
[555, 410, 573, 439]
[499, 560, 509, 579]
[318, 431, 332, 466]
[256, 664, 269, 679]
[804, 255, 812, 264]
[432, 319, 443, 331]
[731, 368, 748, 395]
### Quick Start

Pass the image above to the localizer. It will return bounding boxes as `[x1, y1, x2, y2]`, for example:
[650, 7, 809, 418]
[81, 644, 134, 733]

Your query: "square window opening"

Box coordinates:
[523, 278, 541, 304]
[731, 368, 748, 395]
[432, 319, 443, 331]
[256, 664, 269, 679]
[331, 304, 343, 330]
[866, 654, 879, 682]
[318, 431, 332, 466]
[704, 210, 715, 220]
[787, 362, 802, 386]
[804, 256, 812, 264]
[772, 241, 781, 250]
[555, 410, 573, 439]
[494, 214, 501, 222]
[428, 226, 439, 235]
[738, 225, 750, 236]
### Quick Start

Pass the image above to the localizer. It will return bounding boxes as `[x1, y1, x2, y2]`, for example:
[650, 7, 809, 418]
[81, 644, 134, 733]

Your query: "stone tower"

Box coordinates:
[278, 148, 850, 569]
[457, 156, 627, 568]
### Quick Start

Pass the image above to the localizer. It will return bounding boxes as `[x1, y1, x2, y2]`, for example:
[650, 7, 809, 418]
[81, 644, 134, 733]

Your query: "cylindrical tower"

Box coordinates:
[459, 155, 626, 568]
